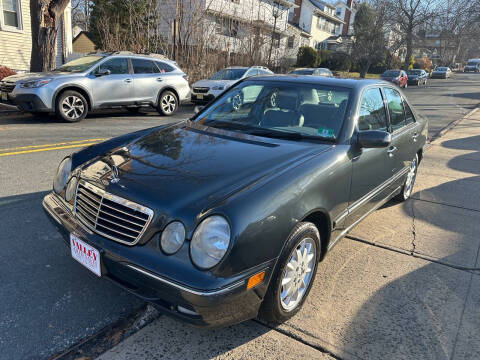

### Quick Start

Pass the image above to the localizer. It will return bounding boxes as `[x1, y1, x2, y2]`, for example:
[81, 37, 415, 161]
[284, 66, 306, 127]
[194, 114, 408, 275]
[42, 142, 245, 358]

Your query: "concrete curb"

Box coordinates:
[429, 105, 480, 145]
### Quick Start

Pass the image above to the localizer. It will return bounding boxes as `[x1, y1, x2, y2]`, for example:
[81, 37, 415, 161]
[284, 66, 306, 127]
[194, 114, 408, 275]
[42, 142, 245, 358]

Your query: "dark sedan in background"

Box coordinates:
[407, 69, 428, 85]
[380, 69, 408, 88]
[43, 76, 427, 327]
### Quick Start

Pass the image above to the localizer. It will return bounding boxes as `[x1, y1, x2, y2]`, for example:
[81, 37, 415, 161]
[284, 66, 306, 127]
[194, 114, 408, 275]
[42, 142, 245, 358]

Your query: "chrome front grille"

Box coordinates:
[0, 82, 15, 93]
[193, 87, 209, 94]
[74, 181, 153, 245]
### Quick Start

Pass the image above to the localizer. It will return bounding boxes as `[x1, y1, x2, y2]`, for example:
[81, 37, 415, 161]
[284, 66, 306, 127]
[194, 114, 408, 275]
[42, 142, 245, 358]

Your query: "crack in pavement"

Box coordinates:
[410, 200, 417, 255]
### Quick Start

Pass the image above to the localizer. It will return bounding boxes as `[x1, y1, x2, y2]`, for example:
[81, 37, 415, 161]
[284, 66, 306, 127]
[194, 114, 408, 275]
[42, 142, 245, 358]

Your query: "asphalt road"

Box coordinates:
[0, 73, 478, 360]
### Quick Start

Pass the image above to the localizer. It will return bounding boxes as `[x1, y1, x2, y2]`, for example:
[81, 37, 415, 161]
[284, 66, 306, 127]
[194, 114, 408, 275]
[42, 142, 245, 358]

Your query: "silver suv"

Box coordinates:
[0, 52, 191, 122]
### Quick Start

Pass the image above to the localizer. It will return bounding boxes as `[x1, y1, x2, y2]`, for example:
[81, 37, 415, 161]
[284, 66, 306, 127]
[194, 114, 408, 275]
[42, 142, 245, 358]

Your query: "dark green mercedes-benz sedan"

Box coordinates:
[43, 76, 427, 327]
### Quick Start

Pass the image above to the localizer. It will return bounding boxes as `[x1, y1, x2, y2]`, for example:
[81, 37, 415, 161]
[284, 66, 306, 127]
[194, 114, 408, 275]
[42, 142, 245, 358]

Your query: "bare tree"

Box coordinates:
[30, 0, 71, 71]
[72, 0, 91, 30]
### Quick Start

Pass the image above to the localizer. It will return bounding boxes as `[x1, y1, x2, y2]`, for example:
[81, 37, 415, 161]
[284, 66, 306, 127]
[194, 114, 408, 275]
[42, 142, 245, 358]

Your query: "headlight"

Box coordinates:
[190, 215, 230, 269]
[65, 176, 78, 202]
[212, 85, 224, 90]
[20, 78, 53, 88]
[53, 157, 72, 194]
[160, 221, 186, 254]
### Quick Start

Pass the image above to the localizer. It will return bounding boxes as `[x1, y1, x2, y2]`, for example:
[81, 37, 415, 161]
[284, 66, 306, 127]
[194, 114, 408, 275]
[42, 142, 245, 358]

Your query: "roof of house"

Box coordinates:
[73, 31, 95, 44]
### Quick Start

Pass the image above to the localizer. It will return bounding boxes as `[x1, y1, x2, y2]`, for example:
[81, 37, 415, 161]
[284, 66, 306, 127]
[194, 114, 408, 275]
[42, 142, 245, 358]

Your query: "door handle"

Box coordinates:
[156, 78, 163, 82]
[412, 132, 419, 141]
[124, 78, 132, 83]
[387, 146, 397, 157]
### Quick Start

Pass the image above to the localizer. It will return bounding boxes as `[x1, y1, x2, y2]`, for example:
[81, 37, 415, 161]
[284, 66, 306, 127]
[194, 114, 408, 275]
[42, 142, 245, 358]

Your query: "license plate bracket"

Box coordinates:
[70, 233, 101, 276]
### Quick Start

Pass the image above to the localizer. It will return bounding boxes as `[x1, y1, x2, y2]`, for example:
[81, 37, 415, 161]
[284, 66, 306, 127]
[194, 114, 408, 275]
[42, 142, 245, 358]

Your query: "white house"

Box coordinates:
[0, 0, 73, 72]
[333, 0, 357, 36]
[290, 0, 344, 50]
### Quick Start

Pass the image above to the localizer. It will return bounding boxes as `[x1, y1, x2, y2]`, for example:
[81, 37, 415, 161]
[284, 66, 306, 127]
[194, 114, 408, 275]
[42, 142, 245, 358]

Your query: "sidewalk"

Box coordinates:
[96, 109, 480, 360]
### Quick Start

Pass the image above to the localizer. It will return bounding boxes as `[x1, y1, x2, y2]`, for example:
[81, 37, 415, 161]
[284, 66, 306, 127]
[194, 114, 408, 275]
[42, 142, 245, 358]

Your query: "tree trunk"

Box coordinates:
[403, 23, 413, 70]
[30, 0, 71, 72]
[359, 60, 371, 78]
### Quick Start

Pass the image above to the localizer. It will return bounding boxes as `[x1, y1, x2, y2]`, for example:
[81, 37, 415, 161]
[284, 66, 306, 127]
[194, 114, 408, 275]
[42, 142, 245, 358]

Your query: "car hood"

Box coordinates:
[79, 122, 332, 222]
[2, 71, 77, 83]
[192, 79, 236, 89]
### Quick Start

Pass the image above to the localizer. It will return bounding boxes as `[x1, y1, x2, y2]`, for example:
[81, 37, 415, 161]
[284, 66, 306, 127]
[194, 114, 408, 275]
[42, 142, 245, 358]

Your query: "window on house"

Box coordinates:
[273, 33, 281, 48]
[287, 36, 294, 48]
[216, 17, 240, 38]
[2, 0, 21, 28]
[335, 7, 342, 16]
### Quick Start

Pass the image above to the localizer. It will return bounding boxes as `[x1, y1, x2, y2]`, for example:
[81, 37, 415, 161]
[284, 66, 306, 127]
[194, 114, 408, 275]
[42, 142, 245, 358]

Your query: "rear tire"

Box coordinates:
[259, 222, 321, 325]
[55, 90, 88, 122]
[395, 154, 418, 202]
[157, 90, 178, 116]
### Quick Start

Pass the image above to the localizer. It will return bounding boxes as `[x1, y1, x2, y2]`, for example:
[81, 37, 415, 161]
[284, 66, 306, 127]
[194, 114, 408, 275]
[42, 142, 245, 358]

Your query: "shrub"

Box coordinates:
[317, 49, 331, 66]
[320, 52, 352, 71]
[0, 66, 16, 80]
[413, 57, 432, 70]
[296, 46, 318, 67]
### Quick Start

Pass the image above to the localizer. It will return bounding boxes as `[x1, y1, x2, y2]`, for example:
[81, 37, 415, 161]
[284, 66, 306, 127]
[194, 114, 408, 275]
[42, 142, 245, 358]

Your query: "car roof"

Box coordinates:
[246, 74, 387, 90]
[87, 51, 176, 65]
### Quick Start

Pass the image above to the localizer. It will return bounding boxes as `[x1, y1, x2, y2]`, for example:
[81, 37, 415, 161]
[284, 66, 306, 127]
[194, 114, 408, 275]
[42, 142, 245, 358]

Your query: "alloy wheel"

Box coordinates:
[232, 93, 243, 111]
[403, 157, 417, 198]
[61, 96, 85, 120]
[161, 94, 177, 114]
[280, 237, 316, 311]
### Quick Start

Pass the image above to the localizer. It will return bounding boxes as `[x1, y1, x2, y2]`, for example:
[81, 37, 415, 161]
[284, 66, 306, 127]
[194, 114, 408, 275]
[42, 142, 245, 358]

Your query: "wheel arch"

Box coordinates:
[157, 86, 179, 106]
[300, 208, 332, 261]
[53, 85, 93, 111]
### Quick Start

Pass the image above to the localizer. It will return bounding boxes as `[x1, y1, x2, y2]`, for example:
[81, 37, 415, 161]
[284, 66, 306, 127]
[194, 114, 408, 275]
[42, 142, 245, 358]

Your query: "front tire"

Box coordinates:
[55, 90, 88, 122]
[395, 154, 418, 202]
[158, 90, 178, 116]
[259, 222, 321, 324]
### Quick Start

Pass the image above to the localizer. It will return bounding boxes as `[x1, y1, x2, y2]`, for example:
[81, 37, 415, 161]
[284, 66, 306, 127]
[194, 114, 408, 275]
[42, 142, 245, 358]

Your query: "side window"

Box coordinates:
[358, 88, 388, 131]
[98, 58, 129, 75]
[132, 58, 160, 74]
[383, 87, 405, 131]
[403, 99, 415, 125]
[156, 61, 175, 73]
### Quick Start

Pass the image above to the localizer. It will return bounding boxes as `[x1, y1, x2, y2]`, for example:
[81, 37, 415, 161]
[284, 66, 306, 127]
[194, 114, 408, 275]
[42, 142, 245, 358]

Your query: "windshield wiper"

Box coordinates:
[245, 128, 335, 142]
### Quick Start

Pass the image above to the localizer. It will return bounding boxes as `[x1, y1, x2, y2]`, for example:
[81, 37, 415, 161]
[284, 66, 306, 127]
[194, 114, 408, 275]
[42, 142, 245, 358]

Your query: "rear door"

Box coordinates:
[131, 58, 163, 104]
[89, 57, 133, 107]
[382, 86, 417, 191]
[346, 87, 396, 228]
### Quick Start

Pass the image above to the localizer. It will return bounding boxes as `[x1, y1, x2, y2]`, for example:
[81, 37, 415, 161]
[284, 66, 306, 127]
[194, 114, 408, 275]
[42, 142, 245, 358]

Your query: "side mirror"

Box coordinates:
[194, 105, 204, 114]
[96, 69, 111, 77]
[357, 130, 391, 148]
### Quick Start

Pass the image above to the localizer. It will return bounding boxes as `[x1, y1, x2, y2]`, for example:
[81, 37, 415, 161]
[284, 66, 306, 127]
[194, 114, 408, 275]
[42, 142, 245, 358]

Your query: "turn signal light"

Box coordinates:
[247, 271, 265, 289]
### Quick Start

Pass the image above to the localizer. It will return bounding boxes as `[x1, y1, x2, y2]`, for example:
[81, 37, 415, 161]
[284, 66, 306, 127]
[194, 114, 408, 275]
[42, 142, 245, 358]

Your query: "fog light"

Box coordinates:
[247, 271, 265, 289]
[177, 306, 199, 316]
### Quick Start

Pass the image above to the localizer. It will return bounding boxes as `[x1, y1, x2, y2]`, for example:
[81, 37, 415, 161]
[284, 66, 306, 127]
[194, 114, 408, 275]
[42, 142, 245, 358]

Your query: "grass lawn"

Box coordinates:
[336, 71, 380, 79]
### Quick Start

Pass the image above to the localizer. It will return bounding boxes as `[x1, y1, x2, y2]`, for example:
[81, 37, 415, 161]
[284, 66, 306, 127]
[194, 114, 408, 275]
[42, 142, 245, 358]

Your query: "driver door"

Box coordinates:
[89, 57, 133, 108]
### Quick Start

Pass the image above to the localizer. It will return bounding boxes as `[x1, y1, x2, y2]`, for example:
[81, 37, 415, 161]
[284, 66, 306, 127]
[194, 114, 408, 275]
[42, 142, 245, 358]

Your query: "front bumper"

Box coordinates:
[7, 93, 50, 112]
[42, 192, 271, 327]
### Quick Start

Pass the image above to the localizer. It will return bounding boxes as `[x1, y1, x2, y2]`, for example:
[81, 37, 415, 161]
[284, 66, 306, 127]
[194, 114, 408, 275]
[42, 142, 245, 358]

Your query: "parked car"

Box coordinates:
[0, 52, 190, 122]
[406, 69, 428, 86]
[191, 66, 273, 105]
[43, 76, 427, 327]
[380, 70, 408, 88]
[288, 68, 333, 77]
[464, 59, 480, 73]
[431, 66, 452, 79]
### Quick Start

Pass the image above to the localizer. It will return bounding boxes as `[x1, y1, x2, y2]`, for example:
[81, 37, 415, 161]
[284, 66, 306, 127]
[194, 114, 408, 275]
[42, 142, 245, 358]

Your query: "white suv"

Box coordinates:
[191, 66, 273, 105]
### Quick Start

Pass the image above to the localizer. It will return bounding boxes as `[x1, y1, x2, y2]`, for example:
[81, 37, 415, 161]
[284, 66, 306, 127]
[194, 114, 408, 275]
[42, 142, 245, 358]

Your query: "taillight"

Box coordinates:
[183, 75, 189, 82]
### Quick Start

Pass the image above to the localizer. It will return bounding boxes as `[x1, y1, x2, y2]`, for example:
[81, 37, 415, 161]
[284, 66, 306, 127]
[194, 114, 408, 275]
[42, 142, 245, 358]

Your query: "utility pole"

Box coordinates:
[267, 1, 281, 68]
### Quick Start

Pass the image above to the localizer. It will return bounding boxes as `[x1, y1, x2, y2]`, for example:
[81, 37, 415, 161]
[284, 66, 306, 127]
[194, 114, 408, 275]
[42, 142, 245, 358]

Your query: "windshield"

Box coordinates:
[382, 70, 400, 77]
[210, 68, 247, 80]
[55, 56, 104, 72]
[467, 62, 478, 66]
[290, 69, 315, 75]
[194, 81, 351, 141]
[407, 70, 422, 75]
[436, 67, 448, 71]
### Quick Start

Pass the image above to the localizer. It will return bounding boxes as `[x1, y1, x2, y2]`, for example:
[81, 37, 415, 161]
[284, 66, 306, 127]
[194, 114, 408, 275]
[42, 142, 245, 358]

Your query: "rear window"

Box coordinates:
[407, 70, 422, 75]
[436, 67, 448, 71]
[290, 69, 315, 75]
[467, 62, 478, 66]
